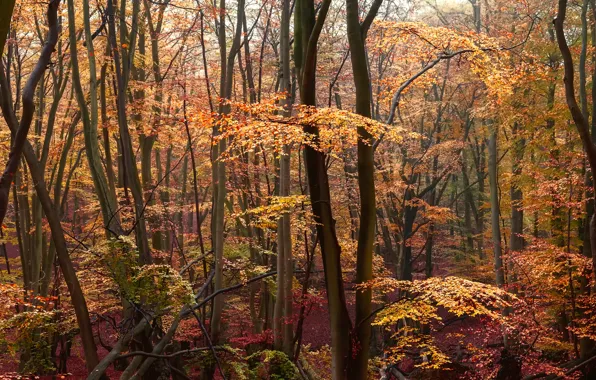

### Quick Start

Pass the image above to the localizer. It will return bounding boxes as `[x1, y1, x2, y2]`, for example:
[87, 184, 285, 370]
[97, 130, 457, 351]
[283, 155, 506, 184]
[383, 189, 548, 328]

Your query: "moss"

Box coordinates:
[246, 350, 298, 379]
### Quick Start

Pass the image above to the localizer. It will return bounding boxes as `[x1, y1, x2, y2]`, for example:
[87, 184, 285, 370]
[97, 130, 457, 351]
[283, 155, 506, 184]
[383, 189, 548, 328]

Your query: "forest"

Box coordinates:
[2, 0, 596, 378]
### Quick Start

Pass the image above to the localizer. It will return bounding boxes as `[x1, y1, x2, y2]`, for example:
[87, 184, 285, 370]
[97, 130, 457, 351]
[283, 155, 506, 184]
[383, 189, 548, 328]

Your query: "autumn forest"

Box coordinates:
[2, 0, 596, 378]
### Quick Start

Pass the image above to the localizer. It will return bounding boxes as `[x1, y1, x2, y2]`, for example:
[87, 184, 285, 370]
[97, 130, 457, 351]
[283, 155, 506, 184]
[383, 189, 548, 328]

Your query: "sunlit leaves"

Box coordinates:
[233, 195, 309, 230]
[79, 237, 193, 315]
[221, 100, 410, 159]
[369, 21, 523, 109]
[362, 276, 514, 369]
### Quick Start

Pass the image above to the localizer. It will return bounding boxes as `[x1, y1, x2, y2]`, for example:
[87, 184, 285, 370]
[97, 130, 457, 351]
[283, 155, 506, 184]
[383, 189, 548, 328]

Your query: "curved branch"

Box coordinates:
[0, 0, 59, 228]
[553, 0, 596, 174]
[374, 15, 537, 151]
[186, 270, 277, 315]
[88, 316, 153, 380]
[117, 346, 234, 360]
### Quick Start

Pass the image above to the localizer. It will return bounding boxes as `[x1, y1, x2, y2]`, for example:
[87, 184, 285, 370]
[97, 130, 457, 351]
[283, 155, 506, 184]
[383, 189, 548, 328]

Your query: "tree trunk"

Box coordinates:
[0, 0, 15, 55]
[274, 0, 294, 356]
[67, 0, 121, 236]
[555, 0, 596, 280]
[488, 130, 505, 288]
[107, 0, 152, 264]
[345, 0, 378, 373]
[210, 0, 245, 366]
[510, 124, 524, 269]
[297, 0, 353, 377]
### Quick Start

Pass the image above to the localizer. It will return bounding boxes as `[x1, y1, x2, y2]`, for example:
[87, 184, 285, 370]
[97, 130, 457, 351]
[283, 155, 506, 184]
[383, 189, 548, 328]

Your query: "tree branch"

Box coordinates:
[0, 0, 59, 228]
[117, 346, 233, 360]
[360, 0, 383, 39]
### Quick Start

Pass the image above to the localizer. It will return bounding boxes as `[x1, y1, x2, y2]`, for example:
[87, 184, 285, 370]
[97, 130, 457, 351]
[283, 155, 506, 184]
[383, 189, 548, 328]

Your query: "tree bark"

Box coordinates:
[510, 123, 525, 257]
[345, 0, 380, 374]
[296, 0, 356, 377]
[107, 0, 152, 264]
[67, 0, 121, 235]
[0, 5, 100, 365]
[488, 130, 505, 288]
[210, 0, 245, 362]
[555, 0, 596, 280]
[0, 0, 15, 55]
[274, 0, 294, 356]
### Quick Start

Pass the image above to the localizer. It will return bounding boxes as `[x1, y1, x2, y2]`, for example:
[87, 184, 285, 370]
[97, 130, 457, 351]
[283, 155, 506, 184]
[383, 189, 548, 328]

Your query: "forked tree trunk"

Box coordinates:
[345, 0, 378, 376]
[296, 0, 353, 376]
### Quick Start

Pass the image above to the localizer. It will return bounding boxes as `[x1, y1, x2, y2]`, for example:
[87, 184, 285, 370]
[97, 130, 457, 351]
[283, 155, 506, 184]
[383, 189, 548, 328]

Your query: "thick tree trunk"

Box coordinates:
[297, 0, 353, 377]
[274, 0, 294, 356]
[0, 1, 15, 54]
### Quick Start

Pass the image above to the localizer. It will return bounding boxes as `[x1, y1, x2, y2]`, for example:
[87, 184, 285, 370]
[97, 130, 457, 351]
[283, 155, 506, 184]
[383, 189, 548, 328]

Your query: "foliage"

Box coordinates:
[0, 284, 57, 374]
[246, 350, 299, 380]
[364, 276, 513, 369]
[79, 237, 193, 314]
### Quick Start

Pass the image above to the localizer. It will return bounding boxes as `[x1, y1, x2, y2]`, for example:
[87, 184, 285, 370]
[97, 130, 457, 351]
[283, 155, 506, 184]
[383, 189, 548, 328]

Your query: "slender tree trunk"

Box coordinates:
[555, 0, 596, 280]
[400, 195, 417, 282]
[210, 0, 245, 368]
[107, 0, 152, 264]
[100, 63, 118, 206]
[488, 130, 505, 288]
[462, 151, 477, 253]
[510, 124, 525, 266]
[67, 0, 121, 235]
[476, 142, 486, 259]
[345, 0, 380, 376]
